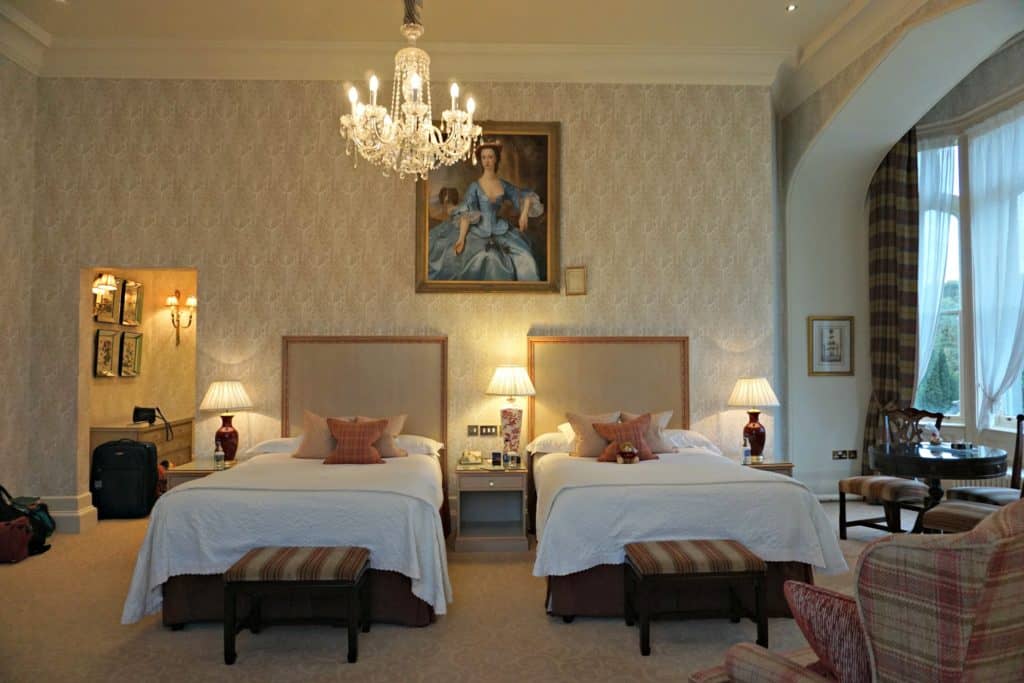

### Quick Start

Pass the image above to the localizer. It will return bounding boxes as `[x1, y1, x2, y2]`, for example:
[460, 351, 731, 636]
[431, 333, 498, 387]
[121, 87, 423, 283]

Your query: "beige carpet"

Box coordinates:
[0, 502, 897, 682]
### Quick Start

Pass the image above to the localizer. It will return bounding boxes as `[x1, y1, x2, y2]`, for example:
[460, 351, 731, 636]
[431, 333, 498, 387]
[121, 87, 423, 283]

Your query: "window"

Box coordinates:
[915, 218, 961, 416]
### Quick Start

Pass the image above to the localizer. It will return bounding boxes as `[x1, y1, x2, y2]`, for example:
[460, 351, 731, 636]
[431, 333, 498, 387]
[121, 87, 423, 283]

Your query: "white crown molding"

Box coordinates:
[0, 1, 51, 74]
[776, 0, 932, 115]
[35, 38, 790, 86]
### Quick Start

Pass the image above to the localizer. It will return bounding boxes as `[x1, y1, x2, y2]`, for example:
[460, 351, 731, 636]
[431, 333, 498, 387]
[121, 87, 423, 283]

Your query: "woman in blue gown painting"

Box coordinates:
[428, 141, 545, 281]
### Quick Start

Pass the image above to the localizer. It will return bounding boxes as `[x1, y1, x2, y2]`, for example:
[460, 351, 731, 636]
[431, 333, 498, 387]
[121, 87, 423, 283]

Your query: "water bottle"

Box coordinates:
[214, 442, 226, 470]
[742, 437, 751, 464]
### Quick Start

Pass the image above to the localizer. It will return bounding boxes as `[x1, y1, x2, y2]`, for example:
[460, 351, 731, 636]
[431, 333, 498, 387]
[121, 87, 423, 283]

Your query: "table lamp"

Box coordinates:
[199, 380, 253, 461]
[486, 365, 536, 456]
[727, 377, 780, 463]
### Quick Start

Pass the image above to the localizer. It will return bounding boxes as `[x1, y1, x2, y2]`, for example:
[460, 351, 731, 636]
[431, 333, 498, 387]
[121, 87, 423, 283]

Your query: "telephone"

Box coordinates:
[459, 450, 482, 465]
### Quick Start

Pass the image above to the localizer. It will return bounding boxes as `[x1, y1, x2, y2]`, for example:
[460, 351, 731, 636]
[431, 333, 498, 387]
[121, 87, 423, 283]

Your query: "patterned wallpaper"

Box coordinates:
[0, 56, 36, 495]
[25, 78, 775, 497]
[919, 32, 1024, 127]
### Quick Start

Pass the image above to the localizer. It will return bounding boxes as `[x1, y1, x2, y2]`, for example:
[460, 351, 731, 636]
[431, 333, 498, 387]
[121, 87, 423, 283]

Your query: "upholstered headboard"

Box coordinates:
[527, 336, 690, 441]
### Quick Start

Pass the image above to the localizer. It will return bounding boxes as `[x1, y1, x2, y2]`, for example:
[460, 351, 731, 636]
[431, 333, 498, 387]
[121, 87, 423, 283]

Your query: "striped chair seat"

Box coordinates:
[922, 501, 999, 533]
[626, 539, 766, 576]
[838, 475, 928, 502]
[225, 546, 370, 583]
[947, 486, 1021, 506]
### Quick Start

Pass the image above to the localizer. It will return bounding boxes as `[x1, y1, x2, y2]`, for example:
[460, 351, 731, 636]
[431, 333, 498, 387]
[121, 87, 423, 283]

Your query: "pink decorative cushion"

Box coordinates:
[324, 418, 386, 464]
[356, 415, 408, 458]
[592, 414, 656, 462]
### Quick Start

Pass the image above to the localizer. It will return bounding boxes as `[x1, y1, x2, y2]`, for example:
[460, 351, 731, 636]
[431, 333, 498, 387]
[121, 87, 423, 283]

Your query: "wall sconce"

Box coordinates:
[166, 289, 197, 346]
[91, 273, 118, 316]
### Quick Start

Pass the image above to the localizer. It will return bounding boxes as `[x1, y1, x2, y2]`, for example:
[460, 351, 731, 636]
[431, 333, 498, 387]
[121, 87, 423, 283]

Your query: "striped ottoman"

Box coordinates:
[625, 540, 767, 656]
[223, 546, 371, 665]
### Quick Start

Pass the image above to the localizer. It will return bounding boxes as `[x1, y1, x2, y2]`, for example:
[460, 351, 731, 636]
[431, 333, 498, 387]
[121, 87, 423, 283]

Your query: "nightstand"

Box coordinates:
[744, 460, 794, 477]
[454, 465, 528, 552]
[166, 459, 237, 490]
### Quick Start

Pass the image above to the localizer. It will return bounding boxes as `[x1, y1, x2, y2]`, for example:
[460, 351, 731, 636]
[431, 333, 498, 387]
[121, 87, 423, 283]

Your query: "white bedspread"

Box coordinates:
[122, 452, 451, 623]
[533, 450, 847, 577]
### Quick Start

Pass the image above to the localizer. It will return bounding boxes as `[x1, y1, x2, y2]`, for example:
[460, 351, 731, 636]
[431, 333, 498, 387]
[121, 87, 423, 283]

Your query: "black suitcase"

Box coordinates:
[90, 439, 159, 519]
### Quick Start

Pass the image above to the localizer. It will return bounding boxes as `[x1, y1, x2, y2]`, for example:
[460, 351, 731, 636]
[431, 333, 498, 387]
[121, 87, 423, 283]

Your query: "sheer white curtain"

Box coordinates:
[916, 139, 957, 390]
[970, 101, 1024, 428]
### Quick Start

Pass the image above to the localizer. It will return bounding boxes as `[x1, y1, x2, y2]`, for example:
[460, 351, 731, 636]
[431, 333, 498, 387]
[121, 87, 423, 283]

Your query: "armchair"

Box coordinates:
[690, 499, 1024, 682]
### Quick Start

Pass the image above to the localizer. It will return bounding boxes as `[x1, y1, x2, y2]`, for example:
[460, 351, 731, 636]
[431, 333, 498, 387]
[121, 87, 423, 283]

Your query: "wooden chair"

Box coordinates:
[946, 414, 1024, 506]
[837, 408, 938, 539]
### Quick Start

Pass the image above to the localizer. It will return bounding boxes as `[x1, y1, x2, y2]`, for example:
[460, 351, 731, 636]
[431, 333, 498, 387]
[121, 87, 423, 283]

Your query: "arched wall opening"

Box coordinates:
[784, 0, 1024, 494]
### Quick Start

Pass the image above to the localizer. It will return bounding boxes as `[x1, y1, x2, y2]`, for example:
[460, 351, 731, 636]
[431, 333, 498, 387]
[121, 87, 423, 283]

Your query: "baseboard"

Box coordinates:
[43, 493, 98, 533]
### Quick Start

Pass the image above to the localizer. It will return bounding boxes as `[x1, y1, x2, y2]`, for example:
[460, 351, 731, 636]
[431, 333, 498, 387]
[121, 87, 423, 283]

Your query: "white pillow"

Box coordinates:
[525, 431, 572, 454]
[664, 429, 723, 456]
[239, 436, 302, 461]
[395, 434, 444, 456]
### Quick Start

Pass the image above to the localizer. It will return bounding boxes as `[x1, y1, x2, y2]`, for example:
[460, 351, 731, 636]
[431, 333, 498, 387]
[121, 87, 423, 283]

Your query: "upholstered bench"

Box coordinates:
[838, 475, 929, 538]
[625, 539, 767, 656]
[223, 546, 371, 665]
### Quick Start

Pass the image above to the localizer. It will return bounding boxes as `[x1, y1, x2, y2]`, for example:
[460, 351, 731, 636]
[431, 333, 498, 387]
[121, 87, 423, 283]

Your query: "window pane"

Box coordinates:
[1000, 368, 1024, 419]
[916, 312, 961, 416]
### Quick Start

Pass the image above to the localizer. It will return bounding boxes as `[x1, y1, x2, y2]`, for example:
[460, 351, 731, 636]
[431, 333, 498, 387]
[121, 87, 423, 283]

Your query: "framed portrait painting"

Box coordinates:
[807, 316, 854, 376]
[120, 332, 143, 377]
[94, 277, 122, 324]
[415, 121, 560, 293]
[94, 329, 118, 377]
[120, 279, 143, 326]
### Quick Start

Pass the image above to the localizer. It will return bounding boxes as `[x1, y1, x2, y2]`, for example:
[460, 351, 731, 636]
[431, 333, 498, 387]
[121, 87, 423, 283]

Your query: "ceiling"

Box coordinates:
[11, 0, 850, 52]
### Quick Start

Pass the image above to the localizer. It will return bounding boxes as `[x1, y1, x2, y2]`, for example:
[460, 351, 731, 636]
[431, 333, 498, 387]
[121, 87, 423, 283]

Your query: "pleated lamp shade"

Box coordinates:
[486, 366, 536, 398]
[727, 378, 780, 409]
[200, 381, 253, 413]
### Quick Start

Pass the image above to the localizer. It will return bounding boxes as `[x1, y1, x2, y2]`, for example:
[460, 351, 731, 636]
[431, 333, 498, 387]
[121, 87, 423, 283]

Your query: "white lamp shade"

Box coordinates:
[93, 273, 117, 292]
[727, 377, 780, 408]
[200, 381, 253, 413]
[486, 365, 536, 397]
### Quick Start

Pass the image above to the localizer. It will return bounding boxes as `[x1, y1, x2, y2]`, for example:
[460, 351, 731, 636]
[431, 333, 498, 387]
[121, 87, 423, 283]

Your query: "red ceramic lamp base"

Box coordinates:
[743, 410, 767, 460]
[215, 414, 240, 461]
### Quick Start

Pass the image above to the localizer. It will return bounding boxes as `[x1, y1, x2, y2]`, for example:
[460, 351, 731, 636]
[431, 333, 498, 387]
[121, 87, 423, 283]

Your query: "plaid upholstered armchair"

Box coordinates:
[690, 500, 1024, 682]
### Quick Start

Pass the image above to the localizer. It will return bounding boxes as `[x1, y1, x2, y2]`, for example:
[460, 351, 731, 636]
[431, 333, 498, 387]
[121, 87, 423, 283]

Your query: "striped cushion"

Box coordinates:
[838, 475, 928, 502]
[922, 501, 999, 533]
[626, 539, 765, 576]
[946, 486, 1021, 506]
[225, 546, 370, 583]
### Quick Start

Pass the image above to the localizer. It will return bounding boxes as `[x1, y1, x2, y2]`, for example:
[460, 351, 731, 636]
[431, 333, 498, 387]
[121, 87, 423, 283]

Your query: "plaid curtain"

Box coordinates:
[862, 129, 919, 472]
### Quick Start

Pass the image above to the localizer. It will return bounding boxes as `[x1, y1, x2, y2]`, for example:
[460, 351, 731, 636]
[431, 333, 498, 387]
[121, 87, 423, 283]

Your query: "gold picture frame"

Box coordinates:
[807, 316, 854, 376]
[415, 121, 560, 293]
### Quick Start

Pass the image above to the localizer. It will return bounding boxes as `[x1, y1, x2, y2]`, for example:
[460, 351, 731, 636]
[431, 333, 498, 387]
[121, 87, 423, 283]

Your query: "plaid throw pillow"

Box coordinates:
[592, 414, 657, 462]
[324, 418, 386, 464]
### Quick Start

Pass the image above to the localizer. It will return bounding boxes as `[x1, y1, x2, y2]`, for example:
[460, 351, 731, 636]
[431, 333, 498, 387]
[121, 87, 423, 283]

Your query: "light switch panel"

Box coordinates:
[480, 425, 498, 437]
[467, 425, 479, 436]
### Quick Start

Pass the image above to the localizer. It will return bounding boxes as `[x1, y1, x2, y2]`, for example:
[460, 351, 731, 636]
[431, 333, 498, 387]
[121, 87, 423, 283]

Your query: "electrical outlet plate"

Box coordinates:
[467, 425, 479, 436]
[847, 449, 857, 459]
[832, 450, 847, 460]
[480, 425, 498, 436]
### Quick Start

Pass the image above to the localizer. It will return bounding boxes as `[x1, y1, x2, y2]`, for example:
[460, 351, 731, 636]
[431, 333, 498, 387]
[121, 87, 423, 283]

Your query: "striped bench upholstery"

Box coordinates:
[922, 501, 998, 533]
[225, 546, 370, 583]
[838, 475, 928, 502]
[626, 540, 766, 576]
[947, 487, 1021, 506]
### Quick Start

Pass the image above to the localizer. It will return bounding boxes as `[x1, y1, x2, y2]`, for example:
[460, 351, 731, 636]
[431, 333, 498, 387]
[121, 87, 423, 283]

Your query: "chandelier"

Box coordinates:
[339, 0, 482, 179]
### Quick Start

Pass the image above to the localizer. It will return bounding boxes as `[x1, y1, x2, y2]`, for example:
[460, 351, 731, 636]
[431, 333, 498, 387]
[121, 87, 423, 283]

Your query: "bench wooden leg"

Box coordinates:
[361, 573, 372, 634]
[755, 576, 768, 648]
[638, 578, 650, 656]
[347, 585, 360, 663]
[224, 584, 237, 665]
[839, 491, 848, 540]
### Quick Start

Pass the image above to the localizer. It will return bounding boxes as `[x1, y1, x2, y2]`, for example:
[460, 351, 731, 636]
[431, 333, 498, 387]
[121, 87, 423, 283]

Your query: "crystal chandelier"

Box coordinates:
[339, 0, 482, 180]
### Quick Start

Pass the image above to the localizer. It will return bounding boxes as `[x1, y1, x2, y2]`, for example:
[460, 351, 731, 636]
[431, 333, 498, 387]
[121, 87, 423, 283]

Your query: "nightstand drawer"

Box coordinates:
[459, 473, 525, 491]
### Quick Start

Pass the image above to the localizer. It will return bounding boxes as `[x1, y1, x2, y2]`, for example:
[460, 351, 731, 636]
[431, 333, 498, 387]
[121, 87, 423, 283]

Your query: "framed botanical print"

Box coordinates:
[120, 279, 143, 326]
[120, 332, 143, 377]
[807, 316, 854, 376]
[94, 277, 122, 324]
[415, 121, 561, 293]
[94, 329, 118, 377]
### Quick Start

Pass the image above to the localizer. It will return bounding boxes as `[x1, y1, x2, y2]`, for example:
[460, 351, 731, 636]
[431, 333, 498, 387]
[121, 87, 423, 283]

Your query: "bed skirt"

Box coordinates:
[545, 561, 812, 619]
[162, 569, 435, 627]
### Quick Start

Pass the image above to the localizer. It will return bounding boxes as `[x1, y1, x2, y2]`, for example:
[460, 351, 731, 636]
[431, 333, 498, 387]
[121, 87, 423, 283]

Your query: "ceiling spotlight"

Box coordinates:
[786, 3, 798, 11]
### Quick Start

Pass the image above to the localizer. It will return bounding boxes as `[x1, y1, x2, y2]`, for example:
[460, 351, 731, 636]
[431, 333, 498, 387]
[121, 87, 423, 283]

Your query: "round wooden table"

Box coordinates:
[869, 443, 1008, 508]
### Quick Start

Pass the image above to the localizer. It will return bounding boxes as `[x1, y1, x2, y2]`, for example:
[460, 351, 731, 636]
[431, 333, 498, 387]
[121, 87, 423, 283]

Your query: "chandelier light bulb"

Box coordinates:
[449, 82, 460, 109]
[369, 75, 379, 93]
[466, 96, 476, 115]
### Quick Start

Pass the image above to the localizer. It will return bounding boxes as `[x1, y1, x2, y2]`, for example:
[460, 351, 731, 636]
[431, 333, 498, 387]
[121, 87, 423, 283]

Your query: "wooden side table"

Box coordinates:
[743, 460, 794, 477]
[454, 465, 528, 552]
[166, 459, 237, 490]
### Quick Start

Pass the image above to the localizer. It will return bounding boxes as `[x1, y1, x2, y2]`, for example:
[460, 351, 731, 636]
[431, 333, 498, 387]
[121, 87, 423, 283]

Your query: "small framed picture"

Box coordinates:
[491, 451, 502, 467]
[94, 329, 119, 377]
[807, 316, 854, 376]
[120, 279, 143, 326]
[565, 265, 587, 296]
[120, 331, 143, 377]
[94, 277, 122, 324]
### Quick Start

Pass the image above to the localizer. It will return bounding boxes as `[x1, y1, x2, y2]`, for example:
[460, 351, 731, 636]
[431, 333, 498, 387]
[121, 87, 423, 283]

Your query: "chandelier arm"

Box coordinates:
[403, 0, 422, 26]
